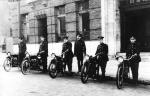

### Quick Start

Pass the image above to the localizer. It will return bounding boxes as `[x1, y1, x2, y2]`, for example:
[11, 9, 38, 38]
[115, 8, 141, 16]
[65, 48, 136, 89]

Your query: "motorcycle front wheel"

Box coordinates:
[81, 62, 89, 84]
[3, 58, 11, 72]
[48, 62, 57, 78]
[21, 60, 30, 75]
[116, 66, 124, 89]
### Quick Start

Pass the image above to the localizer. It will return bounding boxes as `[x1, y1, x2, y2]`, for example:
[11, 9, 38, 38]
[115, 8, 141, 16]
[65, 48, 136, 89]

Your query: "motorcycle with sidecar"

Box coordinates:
[21, 52, 44, 75]
[3, 52, 20, 72]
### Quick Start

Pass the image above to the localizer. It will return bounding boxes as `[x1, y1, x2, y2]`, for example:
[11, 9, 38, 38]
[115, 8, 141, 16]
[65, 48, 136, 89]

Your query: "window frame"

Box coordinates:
[55, 5, 66, 42]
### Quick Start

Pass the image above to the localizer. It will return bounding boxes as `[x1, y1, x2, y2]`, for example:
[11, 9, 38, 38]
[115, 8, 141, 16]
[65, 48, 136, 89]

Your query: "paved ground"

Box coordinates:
[0, 53, 150, 96]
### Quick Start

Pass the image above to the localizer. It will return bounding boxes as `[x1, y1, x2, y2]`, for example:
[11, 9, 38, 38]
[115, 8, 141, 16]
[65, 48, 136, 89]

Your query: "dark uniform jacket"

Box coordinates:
[19, 42, 26, 54]
[39, 40, 48, 57]
[62, 41, 73, 59]
[95, 43, 108, 62]
[74, 39, 86, 59]
[126, 43, 141, 63]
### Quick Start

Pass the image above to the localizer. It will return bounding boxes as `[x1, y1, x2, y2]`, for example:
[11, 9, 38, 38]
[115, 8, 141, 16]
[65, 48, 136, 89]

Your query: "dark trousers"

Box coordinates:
[41, 56, 47, 71]
[77, 57, 83, 72]
[98, 61, 107, 77]
[18, 53, 25, 66]
[130, 62, 139, 83]
[64, 58, 72, 72]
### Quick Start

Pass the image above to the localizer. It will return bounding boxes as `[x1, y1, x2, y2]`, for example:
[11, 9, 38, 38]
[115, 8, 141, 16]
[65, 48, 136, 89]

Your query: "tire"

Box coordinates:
[81, 62, 89, 84]
[116, 66, 124, 89]
[3, 58, 11, 72]
[48, 62, 57, 78]
[21, 60, 30, 75]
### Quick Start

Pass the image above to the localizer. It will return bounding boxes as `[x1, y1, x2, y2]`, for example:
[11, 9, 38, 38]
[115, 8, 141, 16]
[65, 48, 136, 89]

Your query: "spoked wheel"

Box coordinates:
[81, 62, 89, 84]
[21, 60, 30, 75]
[48, 63, 57, 78]
[116, 66, 124, 89]
[3, 58, 12, 72]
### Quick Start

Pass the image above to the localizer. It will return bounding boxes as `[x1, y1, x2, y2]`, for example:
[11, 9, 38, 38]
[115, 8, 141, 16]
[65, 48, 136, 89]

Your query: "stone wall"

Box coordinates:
[9, 0, 102, 44]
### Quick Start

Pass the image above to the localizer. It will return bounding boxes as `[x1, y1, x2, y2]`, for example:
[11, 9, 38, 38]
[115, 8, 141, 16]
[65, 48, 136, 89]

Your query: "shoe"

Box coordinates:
[68, 71, 73, 76]
[77, 71, 81, 75]
[101, 75, 106, 81]
[42, 70, 47, 73]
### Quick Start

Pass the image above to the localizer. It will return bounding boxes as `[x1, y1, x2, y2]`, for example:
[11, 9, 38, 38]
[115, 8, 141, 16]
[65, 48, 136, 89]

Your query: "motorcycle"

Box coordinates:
[48, 49, 69, 78]
[115, 54, 137, 89]
[21, 52, 43, 75]
[3, 52, 20, 72]
[80, 53, 102, 83]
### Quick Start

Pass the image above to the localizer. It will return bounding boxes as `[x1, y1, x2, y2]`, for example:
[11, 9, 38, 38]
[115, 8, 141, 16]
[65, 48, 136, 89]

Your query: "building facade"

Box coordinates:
[9, 0, 150, 55]
[9, 0, 101, 43]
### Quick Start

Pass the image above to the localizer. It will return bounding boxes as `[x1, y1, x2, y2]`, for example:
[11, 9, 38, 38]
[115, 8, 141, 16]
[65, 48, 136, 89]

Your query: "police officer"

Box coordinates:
[74, 34, 86, 73]
[95, 36, 108, 79]
[126, 36, 141, 84]
[18, 37, 26, 67]
[38, 36, 48, 73]
[62, 36, 73, 73]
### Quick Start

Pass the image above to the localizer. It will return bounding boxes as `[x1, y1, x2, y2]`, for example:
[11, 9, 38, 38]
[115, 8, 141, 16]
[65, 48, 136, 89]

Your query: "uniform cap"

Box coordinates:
[130, 36, 136, 40]
[19, 36, 24, 40]
[98, 36, 104, 39]
[40, 35, 45, 38]
[77, 34, 82, 37]
[63, 36, 68, 39]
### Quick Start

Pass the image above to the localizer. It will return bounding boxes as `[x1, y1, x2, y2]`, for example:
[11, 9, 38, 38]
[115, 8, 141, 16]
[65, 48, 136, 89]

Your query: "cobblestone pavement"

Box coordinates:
[0, 67, 150, 96]
[0, 53, 150, 96]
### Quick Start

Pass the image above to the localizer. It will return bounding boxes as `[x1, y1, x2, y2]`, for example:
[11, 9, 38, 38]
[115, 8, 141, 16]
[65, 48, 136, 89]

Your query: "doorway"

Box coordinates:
[121, 8, 150, 52]
[38, 17, 48, 42]
[79, 13, 90, 40]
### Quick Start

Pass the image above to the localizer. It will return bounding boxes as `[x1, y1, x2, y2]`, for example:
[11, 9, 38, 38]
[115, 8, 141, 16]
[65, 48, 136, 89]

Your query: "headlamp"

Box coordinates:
[51, 64, 56, 69]
[51, 53, 56, 59]
[26, 53, 30, 57]
[117, 56, 124, 63]
[83, 55, 89, 63]
[37, 55, 41, 59]
[7, 52, 11, 57]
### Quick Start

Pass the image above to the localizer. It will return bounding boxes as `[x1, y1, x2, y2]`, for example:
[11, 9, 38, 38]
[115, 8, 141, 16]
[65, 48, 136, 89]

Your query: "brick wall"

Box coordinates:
[10, 0, 102, 44]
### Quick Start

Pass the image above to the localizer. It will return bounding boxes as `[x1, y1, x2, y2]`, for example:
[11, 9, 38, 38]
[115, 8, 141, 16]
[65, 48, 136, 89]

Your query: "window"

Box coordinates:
[136, 0, 141, 2]
[79, 0, 89, 11]
[129, 0, 150, 4]
[77, 0, 90, 40]
[55, 5, 66, 41]
[129, 0, 135, 4]
[20, 13, 29, 42]
[37, 17, 47, 43]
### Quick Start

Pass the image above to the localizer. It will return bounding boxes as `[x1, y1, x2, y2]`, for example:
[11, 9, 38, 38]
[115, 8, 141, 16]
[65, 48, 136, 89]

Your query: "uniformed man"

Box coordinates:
[74, 34, 86, 73]
[38, 36, 48, 73]
[126, 36, 141, 84]
[62, 36, 73, 73]
[18, 37, 26, 67]
[95, 36, 108, 79]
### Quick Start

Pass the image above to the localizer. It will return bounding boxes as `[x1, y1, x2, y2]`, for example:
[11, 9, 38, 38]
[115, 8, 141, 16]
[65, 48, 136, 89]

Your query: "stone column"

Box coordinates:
[101, 0, 121, 55]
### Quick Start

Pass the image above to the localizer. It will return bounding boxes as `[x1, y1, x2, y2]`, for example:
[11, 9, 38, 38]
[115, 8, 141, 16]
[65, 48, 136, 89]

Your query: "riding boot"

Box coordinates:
[77, 60, 81, 72]
[101, 68, 106, 80]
